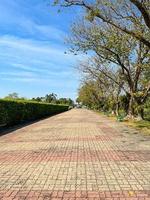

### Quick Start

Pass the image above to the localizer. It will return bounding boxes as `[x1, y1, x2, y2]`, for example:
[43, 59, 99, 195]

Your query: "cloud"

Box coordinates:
[0, 0, 84, 99]
[0, 35, 85, 67]
[11, 17, 67, 42]
[0, 35, 82, 85]
[0, 0, 67, 42]
[21, 20, 66, 41]
[0, 77, 37, 83]
[0, 35, 76, 61]
[0, 71, 34, 77]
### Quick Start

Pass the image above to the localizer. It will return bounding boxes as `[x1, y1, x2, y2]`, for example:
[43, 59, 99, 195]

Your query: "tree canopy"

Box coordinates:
[53, 0, 150, 48]
[53, 0, 150, 119]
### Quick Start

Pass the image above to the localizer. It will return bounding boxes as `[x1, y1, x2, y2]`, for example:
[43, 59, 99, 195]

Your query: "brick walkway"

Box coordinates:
[0, 109, 150, 200]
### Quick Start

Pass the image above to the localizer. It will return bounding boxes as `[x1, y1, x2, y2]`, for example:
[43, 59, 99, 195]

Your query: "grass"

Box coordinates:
[124, 120, 150, 136]
[96, 111, 150, 136]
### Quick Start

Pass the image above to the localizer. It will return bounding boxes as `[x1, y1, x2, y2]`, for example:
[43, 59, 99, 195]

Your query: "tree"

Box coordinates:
[77, 80, 103, 109]
[32, 97, 44, 102]
[129, 0, 150, 29]
[69, 20, 150, 118]
[77, 59, 125, 114]
[58, 98, 74, 105]
[31, 93, 74, 105]
[4, 93, 27, 100]
[5, 92, 19, 99]
[52, 0, 150, 119]
[53, 0, 150, 48]
[78, 78, 121, 112]
[45, 93, 57, 103]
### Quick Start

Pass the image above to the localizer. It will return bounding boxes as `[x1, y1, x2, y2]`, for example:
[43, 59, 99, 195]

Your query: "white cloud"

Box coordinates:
[0, 35, 83, 85]
[0, 0, 82, 99]
[18, 18, 66, 42]
[1, 77, 38, 83]
[0, 0, 66, 42]
[0, 35, 80, 61]
[0, 71, 34, 77]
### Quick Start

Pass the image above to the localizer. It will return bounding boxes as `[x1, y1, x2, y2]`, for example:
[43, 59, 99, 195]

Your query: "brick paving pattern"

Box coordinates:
[0, 109, 150, 199]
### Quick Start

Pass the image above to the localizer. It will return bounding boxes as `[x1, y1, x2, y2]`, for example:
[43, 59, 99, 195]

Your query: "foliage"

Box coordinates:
[31, 93, 74, 106]
[68, 10, 149, 118]
[4, 92, 19, 99]
[4, 93, 74, 106]
[45, 93, 57, 103]
[52, 0, 150, 119]
[53, 0, 150, 48]
[57, 98, 74, 106]
[0, 99, 69, 127]
[77, 79, 150, 120]
[4, 93, 26, 100]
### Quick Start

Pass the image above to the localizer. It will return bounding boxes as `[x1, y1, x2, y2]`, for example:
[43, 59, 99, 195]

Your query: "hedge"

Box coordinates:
[0, 99, 69, 127]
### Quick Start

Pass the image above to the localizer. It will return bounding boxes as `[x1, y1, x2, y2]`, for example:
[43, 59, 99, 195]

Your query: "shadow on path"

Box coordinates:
[0, 116, 51, 137]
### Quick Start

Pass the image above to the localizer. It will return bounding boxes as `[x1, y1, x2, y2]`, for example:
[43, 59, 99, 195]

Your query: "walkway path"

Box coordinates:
[0, 109, 150, 199]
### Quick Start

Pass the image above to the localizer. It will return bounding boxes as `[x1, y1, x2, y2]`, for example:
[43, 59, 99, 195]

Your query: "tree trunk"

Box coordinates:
[137, 107, 144, 120]
[126, 94, 135, 119]
[112, 102, 116, 116]
[140, 108, 144, 120]
[115, 101, 119, 116]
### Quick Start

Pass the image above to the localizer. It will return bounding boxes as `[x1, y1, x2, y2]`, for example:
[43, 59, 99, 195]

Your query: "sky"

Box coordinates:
[0, 0, 84, 100]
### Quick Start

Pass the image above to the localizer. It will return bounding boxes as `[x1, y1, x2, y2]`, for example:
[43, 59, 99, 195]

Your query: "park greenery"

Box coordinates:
[0, 99, 69, 127]
[0, 93, 73, 127]
[53, 0, 150, 120]
[4, 92, 74, 106]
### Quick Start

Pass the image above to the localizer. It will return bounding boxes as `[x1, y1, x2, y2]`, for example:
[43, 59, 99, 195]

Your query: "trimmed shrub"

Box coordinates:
[0, 99, 69, 127]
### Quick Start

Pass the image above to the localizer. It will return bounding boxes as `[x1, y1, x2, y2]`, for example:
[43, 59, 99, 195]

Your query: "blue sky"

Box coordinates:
[0, 0, 84, 100]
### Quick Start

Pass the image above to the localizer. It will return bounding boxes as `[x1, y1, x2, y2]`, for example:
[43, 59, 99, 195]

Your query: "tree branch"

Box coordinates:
[129, 0, 150, 29]
[64, 0, 150, 48]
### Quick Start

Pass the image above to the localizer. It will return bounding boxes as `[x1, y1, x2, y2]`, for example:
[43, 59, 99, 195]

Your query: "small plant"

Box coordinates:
[116, 115, 124, 122]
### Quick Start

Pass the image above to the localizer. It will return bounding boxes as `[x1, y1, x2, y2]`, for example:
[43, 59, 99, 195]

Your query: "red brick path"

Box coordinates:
[0, 109, 150, 199]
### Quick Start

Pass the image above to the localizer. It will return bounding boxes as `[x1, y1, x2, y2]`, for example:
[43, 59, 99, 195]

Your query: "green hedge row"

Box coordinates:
[0, 99, 69, 127]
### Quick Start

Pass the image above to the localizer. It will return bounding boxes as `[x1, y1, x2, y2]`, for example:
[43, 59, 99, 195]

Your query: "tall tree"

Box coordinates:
[69, 20, 150, 118]
[78, 59, 125, 115]
[45, 93, 57, 103]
